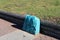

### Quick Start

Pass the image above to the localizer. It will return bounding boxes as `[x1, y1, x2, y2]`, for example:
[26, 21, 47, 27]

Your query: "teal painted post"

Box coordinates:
[22, 15, 40, 35]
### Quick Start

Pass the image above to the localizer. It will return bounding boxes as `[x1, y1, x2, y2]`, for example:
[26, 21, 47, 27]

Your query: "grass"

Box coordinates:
[0, 0, 60, 24]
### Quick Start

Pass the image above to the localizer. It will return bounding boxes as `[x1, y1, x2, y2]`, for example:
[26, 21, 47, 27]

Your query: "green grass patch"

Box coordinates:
[0, 0, 60, 24]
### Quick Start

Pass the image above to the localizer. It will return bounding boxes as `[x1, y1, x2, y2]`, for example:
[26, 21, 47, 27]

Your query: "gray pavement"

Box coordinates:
[0, 19, 57, 40]
[0, 30, 34, 40]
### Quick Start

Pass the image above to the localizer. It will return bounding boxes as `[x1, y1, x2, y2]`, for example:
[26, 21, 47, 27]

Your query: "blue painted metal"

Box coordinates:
[22, 15, 40, 35]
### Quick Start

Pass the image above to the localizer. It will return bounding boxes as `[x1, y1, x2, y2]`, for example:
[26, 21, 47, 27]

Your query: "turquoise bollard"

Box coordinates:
[22, 15, 40, 35]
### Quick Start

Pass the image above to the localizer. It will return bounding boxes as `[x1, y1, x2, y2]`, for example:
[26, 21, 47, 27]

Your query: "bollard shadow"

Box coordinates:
[13, 23, 23, 30]
[0, 18, 24, 30]
[11, 24, 23, 30]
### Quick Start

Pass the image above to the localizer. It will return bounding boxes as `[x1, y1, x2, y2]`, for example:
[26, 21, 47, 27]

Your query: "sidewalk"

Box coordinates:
[0, 19, 57, 40]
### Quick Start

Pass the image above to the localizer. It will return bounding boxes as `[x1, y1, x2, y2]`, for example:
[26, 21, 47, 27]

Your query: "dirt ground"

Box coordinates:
[0, 19, 57, 40]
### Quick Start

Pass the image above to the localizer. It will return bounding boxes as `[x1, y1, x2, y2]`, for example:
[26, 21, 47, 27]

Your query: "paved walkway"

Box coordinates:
[0, 19, 57, 40]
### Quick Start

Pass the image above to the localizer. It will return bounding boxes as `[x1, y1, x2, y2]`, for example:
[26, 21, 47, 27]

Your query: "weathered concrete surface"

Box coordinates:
[0, 19, 17, 36]
[0, 30, 34, 40]
[0, 19, 57, 40]
[0, 19, 34, 40]
[33, 34, 57, 40]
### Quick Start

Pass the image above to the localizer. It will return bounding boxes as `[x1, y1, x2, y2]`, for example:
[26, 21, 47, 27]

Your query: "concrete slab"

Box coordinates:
[0, 19, 17, 36]
[0, 19, 57, 40]
[0, 30, 34, 40]
[0, 19, 34, 40]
